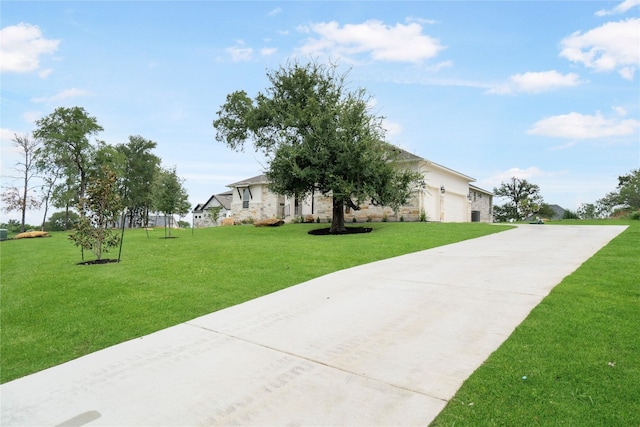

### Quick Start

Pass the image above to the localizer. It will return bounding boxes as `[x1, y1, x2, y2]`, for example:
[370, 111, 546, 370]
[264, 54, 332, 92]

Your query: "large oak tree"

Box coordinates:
[213, 62, 420, 234]
[493, 177, 544, 221]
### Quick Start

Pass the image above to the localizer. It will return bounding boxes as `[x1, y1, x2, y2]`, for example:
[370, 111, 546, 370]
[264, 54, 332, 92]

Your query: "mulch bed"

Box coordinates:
[76, 259, 119, 265]
[308, 227, 373, 236]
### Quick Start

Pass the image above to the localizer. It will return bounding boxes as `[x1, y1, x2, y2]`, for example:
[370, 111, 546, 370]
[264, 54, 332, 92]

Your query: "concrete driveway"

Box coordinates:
[1, 224, 627, 426]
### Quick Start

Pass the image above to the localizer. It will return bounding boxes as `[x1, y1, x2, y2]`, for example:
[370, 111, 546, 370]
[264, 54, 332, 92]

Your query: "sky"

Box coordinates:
[1, 0, 639, 225]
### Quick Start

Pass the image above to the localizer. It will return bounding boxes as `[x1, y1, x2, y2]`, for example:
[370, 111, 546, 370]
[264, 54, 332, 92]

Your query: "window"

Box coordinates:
[242, 188, 250, 209]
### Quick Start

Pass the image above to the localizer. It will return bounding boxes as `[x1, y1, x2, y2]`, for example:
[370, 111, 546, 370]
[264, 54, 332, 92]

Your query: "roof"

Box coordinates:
[469, 184, 493, 196]
[192, 191, 234, 213]
[227, 174, 269, 188]
[391, 145, 476, 182]
[214, 191, 233, 210]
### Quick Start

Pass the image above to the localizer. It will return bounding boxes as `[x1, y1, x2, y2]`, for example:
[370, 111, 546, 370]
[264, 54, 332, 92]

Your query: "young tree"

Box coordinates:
[152, 167, 190, 237]
[213, 61, 421, 234]
[69, 166, 122, 261]
[0, 134, 42, 232]
[493, 177, 544, 221]
[115, 136, 161, 227]
[33, 106, 103, 206]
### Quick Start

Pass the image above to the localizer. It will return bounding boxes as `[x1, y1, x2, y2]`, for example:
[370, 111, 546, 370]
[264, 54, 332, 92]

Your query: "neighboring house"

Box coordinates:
[192, 191, 233, 227]
[115, 211, 181, 228]
[222, 147, 494, 223]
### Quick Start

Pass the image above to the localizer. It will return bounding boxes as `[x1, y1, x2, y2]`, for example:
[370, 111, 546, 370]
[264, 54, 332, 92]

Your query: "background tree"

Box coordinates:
[0, 134, 42, 232]
[612, 169, 640, 212]
[36, 155, 65, 230]
[33, 106, 103, 208]
[493, 177, 544, 221]
[537, 203, 557, 219]
[214, 61, 421, 234]
[593, 169, 640, 218]
[115, 136, 161, 228]
[44, 210, 80, 231]
[577, 202, 608, 219]
[152, 167, 190, 237]
[69, 166, 122, 261]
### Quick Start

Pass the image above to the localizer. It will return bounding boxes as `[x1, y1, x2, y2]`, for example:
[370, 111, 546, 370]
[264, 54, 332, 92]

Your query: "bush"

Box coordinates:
[1, 220, 40, 234]
[630, 210, 640, 220]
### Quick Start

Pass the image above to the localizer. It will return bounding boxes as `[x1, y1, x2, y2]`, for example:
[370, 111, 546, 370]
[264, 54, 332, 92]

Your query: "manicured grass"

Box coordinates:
[0, 222, 509, 383]
[431, 220, 640, 426]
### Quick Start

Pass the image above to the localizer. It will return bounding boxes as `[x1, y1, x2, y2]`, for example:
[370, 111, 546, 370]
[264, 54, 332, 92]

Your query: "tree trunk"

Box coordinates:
[330, 197, 347, 234]
[20, 185, 27, 233]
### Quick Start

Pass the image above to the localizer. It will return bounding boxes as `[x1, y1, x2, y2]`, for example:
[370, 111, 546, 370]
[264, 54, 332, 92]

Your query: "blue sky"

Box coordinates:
[2, 1, 639, 224]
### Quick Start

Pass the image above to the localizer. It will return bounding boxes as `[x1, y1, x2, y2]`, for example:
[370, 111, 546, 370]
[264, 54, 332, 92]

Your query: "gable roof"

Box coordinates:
[193, 191, 233, 213]
[227, 174, 269, 188]
[469, 184, 493, 196]
[392, 145, 475, 182]
[213, 191, 233, 210]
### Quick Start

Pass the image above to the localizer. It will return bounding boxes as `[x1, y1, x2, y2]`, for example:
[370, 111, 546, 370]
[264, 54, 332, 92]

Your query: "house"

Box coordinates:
[221, 148, 494, 224]
[469, 185, 495, 223]
[192, 191, 233, 227]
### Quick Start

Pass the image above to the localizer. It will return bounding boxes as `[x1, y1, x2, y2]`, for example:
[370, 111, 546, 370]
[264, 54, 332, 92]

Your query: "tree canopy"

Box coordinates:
[0, 134, 41, 232]
[153, 167, 190, 237]
[493, 177, 544, 222]
[33, 106, 103, 205]
[213, 61, 421, 233]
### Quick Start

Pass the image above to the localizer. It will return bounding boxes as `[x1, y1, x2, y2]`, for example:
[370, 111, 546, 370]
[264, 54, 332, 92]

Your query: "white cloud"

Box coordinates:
[296, 20, 445, 63]
[31, 88, 90, 104]
[488, 70, 582, 94]
[226, 41, 253, 62]
[0, 128, 19, 143]
[595, 0, 640, 16]
[492, 166, 553, 181]
[527, 111, 640, 139]
[260, 47, 277, 56]
[560, 18, 640, 80]
[482, 167, 565, 191]
[267, 7, 282, 17]
[0, 23, 59, 74]
[382, 119, 402, 138]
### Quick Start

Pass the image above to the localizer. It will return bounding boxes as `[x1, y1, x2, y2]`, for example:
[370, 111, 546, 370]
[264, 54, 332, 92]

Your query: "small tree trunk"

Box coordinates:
[330, 197, 347, 234]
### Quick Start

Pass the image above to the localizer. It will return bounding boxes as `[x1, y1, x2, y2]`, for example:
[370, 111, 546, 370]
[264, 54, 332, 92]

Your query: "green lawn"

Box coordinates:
[0, 222, 508, 383]
[2, 221, 637, 426]
[431, 220, 640, 426]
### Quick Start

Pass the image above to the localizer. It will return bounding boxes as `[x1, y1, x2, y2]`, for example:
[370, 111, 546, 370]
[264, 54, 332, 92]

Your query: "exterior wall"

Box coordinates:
[226, 158, 494, 224]
[469, 189, 493, 223]
[231, 183, 282, 222]
[193, 206, 230, 227]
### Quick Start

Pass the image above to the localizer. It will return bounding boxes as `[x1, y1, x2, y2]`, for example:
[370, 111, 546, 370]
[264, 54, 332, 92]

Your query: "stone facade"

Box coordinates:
[221, 149, 494, 224]
[469, 185, 494, 223]
[192, 192, 232, 227]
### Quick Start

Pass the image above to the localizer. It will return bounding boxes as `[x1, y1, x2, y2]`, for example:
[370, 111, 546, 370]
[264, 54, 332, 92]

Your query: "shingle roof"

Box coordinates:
[227, 174, 269, 188]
